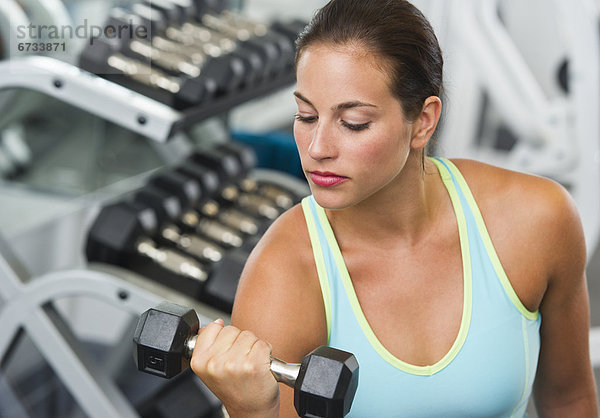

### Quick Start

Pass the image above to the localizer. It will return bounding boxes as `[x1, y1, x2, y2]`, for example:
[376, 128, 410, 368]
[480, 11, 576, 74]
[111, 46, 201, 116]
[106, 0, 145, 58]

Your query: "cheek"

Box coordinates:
[354, 136, 404, 171]
[293, 123, 310, 155]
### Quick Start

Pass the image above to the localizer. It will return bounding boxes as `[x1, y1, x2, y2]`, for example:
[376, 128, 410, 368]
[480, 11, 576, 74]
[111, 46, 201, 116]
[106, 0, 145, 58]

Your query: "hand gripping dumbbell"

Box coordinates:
[134, 302, 359, 418]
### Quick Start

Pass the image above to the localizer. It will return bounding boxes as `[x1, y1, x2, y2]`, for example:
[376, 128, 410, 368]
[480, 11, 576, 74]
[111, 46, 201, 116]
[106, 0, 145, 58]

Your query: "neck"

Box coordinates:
[326, 154, 444, 248]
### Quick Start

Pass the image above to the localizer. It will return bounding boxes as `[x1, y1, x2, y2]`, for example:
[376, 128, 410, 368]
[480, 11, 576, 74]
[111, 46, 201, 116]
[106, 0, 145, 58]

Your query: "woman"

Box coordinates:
[190, 0, 598, 416]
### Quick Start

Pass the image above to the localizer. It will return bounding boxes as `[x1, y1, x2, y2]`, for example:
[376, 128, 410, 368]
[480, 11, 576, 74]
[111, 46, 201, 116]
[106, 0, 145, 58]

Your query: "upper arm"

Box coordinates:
[231, 205, 328, 417]
[532, 181, 597, 415]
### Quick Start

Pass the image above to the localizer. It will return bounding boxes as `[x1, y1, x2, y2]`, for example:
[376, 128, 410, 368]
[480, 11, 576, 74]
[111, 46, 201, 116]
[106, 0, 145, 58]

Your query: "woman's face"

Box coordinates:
[294, 44, 414, 210]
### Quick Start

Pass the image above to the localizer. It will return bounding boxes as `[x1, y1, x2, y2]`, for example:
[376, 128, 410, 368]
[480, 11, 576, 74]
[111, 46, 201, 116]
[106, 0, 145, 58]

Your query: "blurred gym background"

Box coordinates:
[0, 0, 599, 416]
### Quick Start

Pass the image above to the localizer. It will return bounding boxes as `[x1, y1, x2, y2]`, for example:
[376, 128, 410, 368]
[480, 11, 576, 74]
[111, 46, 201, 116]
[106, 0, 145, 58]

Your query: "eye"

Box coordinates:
[294, 114, 318, 123]
[342, 121, 371, 131]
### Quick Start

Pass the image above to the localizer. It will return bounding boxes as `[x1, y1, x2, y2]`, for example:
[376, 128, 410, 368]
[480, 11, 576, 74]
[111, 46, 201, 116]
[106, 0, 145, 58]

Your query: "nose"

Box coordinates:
[308, 120, 337, 161]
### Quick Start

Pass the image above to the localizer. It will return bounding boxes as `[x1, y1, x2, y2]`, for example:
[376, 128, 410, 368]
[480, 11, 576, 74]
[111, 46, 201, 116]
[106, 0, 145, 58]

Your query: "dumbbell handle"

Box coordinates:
[185, 335, 300, 388]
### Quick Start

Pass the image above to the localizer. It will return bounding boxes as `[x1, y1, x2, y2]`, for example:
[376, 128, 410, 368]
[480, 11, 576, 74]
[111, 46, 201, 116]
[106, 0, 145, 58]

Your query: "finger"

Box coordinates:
[193, 318, 225, 356]
[210, 325, 244, 355]
[226, 329, 260, 358]
[250, 338, 272, 357]
[248, 338, 273, 367]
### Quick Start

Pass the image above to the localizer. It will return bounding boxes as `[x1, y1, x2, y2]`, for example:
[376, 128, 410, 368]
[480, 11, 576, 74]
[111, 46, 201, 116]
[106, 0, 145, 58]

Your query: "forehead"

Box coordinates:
[295, 44, 396, 107]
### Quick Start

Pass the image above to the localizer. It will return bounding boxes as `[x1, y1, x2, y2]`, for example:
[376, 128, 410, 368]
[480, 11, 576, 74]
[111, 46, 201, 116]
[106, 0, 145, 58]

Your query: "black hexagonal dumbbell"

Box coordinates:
[214, 141, 299, 210]
[135, 0, 268, 91]
[146, 167, 267, 245]
[130, 2, 258, 93]
[86, 195, 248, 312]
[79, 38, 211, 109]
[85, 201, 209, 298]
[172, 161, 267, 237]
[188, 148, 283, 221]
[134, 302, 359, 417]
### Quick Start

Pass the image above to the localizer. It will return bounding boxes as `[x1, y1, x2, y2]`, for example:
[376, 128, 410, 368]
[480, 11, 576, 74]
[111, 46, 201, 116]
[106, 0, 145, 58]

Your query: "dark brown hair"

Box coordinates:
[296, 0, 444, 123]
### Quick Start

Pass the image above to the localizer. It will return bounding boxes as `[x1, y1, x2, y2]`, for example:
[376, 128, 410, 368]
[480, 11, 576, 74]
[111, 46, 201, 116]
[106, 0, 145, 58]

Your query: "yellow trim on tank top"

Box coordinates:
[301, 198, 332, 341]
[437, 158, 539, 321]
[311, 159, 473, 376]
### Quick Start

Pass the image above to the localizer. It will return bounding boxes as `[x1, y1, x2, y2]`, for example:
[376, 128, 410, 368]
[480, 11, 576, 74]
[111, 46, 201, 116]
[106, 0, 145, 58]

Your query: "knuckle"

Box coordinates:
[239, 329, 256, 340]
[205, 356, 222, 376]
[190, 356, 202, 374]
[222, 325, 238, 333]
[190, 352, 210, 376]
[255, 340, 271, 353]
[223, 359, 238, 375]
[241, 360, 259, 376]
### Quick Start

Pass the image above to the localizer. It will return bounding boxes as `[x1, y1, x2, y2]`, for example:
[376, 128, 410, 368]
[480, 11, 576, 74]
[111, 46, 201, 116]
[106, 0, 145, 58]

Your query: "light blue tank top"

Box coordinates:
[301, 157, 541, 417]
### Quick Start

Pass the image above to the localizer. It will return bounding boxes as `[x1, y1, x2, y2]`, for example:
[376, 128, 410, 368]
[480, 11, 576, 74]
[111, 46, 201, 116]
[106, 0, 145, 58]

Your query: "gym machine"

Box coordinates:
[422, 0, 600, 254]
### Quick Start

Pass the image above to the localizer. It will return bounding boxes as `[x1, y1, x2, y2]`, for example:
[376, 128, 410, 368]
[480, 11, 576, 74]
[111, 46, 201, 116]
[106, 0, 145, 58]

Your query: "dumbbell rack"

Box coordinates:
[0, 230, 226, 417]
[0, 13, 301, 414]
[0, 55, 296, 143]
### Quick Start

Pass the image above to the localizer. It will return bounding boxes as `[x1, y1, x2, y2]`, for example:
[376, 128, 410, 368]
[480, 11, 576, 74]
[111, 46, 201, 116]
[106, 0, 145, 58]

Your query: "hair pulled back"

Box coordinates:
[296, 0, 444, 122]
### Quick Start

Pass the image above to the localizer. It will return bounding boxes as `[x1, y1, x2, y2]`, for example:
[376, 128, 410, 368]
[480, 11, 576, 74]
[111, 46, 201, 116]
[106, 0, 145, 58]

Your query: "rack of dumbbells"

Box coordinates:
[80, 141, 304, 418]
[86, 141, 302, 315]
[0, 0, 309, 416]
[79, 0, 304, 121]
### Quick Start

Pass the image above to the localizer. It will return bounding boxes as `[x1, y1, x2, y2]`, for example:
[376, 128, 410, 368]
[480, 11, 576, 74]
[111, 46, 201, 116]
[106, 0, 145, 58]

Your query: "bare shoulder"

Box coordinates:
[450, 158, 586, 280]
[231, 203, 328, 361]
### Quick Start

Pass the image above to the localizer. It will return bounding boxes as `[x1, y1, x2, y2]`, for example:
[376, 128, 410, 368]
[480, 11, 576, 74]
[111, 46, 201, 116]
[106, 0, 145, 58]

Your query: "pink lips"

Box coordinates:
[309, 171, 349, 187]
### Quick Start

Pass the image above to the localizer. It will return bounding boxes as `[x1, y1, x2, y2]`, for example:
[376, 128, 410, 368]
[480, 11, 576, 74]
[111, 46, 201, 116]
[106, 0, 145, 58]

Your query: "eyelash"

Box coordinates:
[294, 114, 371, 132]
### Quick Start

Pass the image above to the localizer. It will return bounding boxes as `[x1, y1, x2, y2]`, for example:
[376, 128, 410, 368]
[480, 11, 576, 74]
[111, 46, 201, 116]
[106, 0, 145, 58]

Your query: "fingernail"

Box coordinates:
[214, 318, 225, 325]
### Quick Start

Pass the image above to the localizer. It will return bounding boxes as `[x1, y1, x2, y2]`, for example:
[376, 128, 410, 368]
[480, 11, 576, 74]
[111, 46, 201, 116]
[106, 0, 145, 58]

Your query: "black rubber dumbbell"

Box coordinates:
[131, 188, 250, 312]
[137, 177, 248, 250]
[214, 141, 298, 210]
[174, 162, 266, 236]
[136, 0, 263, 91]
[85, 201, 209, 298]
[218, 10, 296, 72]
[133, 2, 245, 85]
[188, 149, 281, 221]
[169, 0, 294, 82]
[199, 12, 292, 79]
[86, 199, 246, 312]
[134, 302, 359, 417]
[133, 186, 229, 262]
[162, 0, 198, 25]
[111, 6, 247, 96]
[80, 41, 212, 109]
[149, 169, 263, 243]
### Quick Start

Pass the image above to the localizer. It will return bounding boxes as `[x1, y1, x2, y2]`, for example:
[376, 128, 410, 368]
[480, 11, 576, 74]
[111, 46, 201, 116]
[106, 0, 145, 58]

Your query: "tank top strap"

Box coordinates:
[301, 196, 335, 341]
[429, 157, 538, 320]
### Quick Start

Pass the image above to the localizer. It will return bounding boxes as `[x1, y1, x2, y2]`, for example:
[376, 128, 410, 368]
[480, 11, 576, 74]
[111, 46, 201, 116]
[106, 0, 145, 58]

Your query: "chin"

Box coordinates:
[310, 189, 355, 211]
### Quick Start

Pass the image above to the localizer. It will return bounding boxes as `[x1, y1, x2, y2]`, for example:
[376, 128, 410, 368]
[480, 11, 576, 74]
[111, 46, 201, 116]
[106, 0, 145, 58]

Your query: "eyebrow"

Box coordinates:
[294, 91, 378, 111]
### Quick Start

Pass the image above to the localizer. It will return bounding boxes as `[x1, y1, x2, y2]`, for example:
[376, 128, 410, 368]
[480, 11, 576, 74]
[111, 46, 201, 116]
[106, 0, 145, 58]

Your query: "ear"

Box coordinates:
[410, 96, 442, 150]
